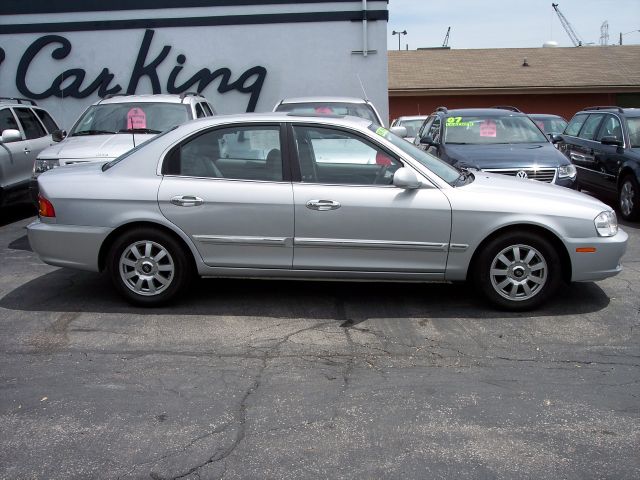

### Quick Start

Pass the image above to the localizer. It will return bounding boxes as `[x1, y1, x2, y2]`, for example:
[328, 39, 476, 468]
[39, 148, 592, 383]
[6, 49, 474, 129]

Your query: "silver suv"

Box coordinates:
[0, 98, 59, 208]
[31, 93, 216, 201]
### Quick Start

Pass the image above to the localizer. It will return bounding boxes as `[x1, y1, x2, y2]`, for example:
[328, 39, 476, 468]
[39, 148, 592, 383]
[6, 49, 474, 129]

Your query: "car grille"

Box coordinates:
[483, 167, 556, 183]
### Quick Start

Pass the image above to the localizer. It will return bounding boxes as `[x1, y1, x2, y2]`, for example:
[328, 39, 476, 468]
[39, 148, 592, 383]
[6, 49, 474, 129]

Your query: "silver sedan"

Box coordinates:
[28, 114, 628, 310]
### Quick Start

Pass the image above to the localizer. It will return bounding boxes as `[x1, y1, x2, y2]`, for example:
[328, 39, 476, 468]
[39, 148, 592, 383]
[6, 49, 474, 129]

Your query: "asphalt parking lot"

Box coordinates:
[0, 205, 638, 480]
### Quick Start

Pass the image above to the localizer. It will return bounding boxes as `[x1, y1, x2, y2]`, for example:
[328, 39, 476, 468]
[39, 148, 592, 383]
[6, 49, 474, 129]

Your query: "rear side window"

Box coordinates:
[579, 114, 605, 140]
[202, 103, 214, 116]
[595, 115, 622, 141]
[14, 107, 47, 139]
[33, 108, 59, 133]
[564, 114, 588, 136]
[164, 125, 283, 182]
[0, 108, 20, 133]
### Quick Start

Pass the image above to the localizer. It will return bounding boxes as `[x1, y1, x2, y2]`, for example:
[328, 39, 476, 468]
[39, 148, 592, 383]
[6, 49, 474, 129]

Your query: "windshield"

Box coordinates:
[71, 103, 191, 136]
[628, 118, 640, 148]
[444, 115, 548, 144]
[276, 102, 379, 123]
[368, 124, 461, 184]
[397, 119, 425, 138]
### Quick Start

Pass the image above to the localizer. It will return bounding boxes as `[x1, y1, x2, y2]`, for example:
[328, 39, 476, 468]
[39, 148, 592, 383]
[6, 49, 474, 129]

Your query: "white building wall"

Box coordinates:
[0, 1, 389, 129]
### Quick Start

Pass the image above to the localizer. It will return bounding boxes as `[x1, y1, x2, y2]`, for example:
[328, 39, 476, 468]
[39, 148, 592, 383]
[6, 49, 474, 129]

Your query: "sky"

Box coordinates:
[387, 0, 640, 50]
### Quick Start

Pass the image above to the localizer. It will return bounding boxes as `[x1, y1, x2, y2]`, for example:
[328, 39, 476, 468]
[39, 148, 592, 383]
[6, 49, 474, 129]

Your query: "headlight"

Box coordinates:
[33, 159, 59, 175]
[558, 164, 577, 179]
[594, 211, 618, 237]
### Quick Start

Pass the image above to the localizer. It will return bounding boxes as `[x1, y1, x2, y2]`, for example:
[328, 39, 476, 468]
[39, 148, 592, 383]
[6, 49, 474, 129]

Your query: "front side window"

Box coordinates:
[426, 117, 441, 142]
[443, 115, 547, 144]
[578, 114, 605, 140]
[164, 125, 283, 181]
[292, 125, 401, 185]
[71, 102, 191, 136]
[33, 108, 59, 133]
[627, 118, 640, 148]
[14, 107, 47, 139]
[195, 103, 206, 118]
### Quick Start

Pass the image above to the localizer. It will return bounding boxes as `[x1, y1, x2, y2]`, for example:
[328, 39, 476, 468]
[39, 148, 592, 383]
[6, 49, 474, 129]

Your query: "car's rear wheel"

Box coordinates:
[619, 174, 640, 221]
[473, 232, 562, 311]
[107, 228, 192, 306]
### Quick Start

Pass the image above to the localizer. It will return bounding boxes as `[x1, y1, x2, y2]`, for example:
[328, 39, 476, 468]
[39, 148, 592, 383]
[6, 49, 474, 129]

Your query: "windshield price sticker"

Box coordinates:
[376, 127, 389, 137]
[446, 117, 473, 127]
[480, 119, 497, 137]
[127, 108, 147, 129]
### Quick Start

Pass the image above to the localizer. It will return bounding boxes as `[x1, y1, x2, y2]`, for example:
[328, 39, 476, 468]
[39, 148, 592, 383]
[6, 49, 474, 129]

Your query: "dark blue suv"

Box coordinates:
[558, 106, 640, 221]
[413, 107, 577, 188]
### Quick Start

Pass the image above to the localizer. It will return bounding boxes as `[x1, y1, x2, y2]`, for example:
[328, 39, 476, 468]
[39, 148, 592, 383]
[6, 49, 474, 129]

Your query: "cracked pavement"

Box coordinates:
[0, 206, 639, 479]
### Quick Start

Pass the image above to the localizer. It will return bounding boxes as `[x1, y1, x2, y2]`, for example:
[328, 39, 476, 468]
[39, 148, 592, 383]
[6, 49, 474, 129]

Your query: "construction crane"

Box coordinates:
[600, 21, 609, 46]
[552, 3, 583, 46]
[442, 27, 451, 47]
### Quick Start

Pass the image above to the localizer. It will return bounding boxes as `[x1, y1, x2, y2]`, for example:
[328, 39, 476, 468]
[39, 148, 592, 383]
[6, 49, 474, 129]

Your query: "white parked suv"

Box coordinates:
[273, 96, 385, 126]
[0, 98, 59, 208]
[30, 92, 216, 202]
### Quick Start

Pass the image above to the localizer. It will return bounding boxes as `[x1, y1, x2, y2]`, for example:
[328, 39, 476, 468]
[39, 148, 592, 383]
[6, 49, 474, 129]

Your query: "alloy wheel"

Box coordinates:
[489, 244, 548, 301]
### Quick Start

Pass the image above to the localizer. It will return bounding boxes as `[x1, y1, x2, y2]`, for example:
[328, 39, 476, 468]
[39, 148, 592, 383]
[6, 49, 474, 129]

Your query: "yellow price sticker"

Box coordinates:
[376, 127, 389, 136]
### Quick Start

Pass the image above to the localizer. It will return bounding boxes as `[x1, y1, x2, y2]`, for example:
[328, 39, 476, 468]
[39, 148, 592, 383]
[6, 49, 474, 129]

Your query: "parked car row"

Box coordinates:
[393, 105, 639, 221]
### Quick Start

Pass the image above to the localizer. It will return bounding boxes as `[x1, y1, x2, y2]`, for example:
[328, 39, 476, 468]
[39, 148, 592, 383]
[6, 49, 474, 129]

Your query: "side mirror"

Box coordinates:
[549, 134, 563, 144]
[1, 129, 22, 143]
[393, 167, 422, 189]
[420, 135, 438, 147]
[389, 126, 408, 138]
[51, 129, 67, 143]
[600, 136, 623, 147]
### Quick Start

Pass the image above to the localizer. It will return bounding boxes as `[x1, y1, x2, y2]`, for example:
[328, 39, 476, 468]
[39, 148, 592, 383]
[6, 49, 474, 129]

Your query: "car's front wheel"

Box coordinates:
[473, 232, 562, 311]
[107, 228, 193, 306]
[619, 174, 640, 221]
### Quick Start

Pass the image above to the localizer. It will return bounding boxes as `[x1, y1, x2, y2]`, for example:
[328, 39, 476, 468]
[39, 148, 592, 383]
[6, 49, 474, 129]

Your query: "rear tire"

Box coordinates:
[618, 174, 640, 221]
[473, 232, 562, 311]
[107, 228, 192, 306]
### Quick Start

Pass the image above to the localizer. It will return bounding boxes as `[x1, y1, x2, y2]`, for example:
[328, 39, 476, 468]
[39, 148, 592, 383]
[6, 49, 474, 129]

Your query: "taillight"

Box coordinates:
[38, 195, 56, 218]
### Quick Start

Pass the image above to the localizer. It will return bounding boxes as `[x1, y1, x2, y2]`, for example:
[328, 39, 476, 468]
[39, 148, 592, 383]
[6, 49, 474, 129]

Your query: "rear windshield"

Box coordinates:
[443, 115, 548, 144]
[71, 102, 191, 136]
[276, 102, 379, 123]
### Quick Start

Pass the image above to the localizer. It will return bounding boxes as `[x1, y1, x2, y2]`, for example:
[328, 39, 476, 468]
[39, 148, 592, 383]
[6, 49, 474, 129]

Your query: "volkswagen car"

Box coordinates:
[28, 113, 627, 310]
[413, 108, 577, 188]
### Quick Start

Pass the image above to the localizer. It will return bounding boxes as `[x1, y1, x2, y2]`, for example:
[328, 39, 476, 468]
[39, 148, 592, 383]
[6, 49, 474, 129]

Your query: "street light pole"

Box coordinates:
[392, 30, 407, 51]
[619, 29, 640, 45]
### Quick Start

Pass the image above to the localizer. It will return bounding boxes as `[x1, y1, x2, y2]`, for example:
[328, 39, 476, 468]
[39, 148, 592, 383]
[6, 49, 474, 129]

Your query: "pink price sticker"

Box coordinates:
[535, 120, 545, 130]
[127, 108, 147, 129]
[479, 119, 497, 137]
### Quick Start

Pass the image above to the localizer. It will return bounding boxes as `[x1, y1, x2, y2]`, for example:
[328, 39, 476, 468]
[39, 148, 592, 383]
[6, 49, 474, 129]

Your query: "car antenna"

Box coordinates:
[356, 73, 369, 101]
[129, 114, 136, 148]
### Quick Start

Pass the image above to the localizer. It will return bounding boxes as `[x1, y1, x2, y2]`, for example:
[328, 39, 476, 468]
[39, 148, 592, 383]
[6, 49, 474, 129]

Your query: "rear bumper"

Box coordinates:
[27, 220, 112, 272]
[568, 229, 628, 282]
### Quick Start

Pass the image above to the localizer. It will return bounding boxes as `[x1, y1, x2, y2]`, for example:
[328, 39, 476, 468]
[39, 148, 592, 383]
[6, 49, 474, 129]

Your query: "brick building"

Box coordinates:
[388, 45, 640, 123]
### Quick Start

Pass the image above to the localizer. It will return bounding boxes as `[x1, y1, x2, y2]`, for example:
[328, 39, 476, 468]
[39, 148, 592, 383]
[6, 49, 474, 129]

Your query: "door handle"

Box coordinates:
[306, 199, 341, 211]
[170, 195, 204, 207]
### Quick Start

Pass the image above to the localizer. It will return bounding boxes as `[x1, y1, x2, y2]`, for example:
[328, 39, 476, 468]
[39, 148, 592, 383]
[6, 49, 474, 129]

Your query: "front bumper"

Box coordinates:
[27, 219, 112, 272]
[567, 229, 628, 282]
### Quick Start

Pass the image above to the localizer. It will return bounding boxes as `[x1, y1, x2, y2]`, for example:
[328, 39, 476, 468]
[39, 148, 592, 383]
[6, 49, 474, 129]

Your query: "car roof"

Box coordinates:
[277, 96, 370, 105]
[182, 112, 373, 129]
[0, 97, 38, 107]
[439, 108, 527, 117]
[529, 114, 566, 119]
[94, 94, 206, 105]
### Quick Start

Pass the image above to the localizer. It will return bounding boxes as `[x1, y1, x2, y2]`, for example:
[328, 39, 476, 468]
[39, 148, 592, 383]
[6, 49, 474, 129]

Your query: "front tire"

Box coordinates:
[107, 228, 192, 306]
[473, 232, 562, 311]
[619, 174, 640, 221]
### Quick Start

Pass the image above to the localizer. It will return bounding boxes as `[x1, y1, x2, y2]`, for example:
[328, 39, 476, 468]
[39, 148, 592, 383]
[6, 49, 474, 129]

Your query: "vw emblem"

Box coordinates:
[516, 170, 528, 179]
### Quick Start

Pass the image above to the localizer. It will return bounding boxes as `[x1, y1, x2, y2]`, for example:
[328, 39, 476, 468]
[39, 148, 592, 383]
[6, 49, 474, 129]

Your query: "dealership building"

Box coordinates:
[0, 0, 390, 129]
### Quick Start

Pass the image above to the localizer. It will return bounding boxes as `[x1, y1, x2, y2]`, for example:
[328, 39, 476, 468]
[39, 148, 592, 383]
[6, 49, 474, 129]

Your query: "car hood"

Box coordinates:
[456, 171, 609, 218]
[445, 143, 569, 169]
[37, 133, 155, 162]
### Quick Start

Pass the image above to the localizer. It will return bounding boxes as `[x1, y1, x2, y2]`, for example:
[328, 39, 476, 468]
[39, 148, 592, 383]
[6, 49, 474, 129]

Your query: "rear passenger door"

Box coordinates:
[591, 114, 625, 196]
[562, 113, 605, 192]
[158, 123, 294, 268]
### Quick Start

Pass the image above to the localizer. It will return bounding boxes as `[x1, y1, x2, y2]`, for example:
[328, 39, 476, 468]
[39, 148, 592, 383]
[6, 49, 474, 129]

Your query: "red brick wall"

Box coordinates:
[388, 92, 618, 124]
